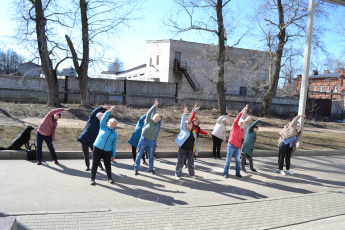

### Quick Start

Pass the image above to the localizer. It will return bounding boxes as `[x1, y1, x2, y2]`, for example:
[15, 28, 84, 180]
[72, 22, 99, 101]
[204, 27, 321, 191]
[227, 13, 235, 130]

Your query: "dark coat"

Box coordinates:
[77, 106, 106, 147]
[241, 120, 260, 156]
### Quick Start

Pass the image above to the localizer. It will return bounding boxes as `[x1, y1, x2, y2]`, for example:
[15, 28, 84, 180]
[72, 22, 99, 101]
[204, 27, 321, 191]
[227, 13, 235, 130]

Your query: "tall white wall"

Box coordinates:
[146, 40, 171, 82]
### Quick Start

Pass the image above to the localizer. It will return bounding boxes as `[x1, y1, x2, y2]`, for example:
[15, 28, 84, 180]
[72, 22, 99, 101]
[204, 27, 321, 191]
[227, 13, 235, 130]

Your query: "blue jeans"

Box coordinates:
[36, 131, 57, 161]
[134, 136, 155, 171]
[223, 143, 241, 176]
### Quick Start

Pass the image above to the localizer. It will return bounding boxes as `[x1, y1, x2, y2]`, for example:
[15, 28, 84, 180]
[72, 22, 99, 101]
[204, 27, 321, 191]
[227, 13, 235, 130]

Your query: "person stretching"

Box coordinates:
[241, 117, 264, 172]
[36, 107, 69, 165]
[90, 105, 117, 185]
[175, 107, 198, 180]
[223, 105, 248, 178]
[77, 106, 110, 171]
[134, 99, 162, 175]
[278, 114, 305, 175]
[184, 103, 211, 168]
[211, 114, 230, 159]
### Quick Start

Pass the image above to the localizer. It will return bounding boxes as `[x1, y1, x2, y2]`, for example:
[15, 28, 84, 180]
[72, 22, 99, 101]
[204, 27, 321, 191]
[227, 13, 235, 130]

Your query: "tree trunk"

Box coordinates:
[65, 0, 90, 107]
[34, 0, 59, 106]
[261, 0, 285, 116]
[216, 0, 227, 114]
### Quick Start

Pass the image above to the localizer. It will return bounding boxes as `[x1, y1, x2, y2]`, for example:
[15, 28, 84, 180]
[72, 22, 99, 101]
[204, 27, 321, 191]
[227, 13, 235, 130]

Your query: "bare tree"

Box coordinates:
[0, 49, 25, 75]
[65, 0, 142, 107]
[164, 0, 246, 114]
[255, 0, 328, 115]
[108, 57, 125, 73]
[13, 0, 69, 105]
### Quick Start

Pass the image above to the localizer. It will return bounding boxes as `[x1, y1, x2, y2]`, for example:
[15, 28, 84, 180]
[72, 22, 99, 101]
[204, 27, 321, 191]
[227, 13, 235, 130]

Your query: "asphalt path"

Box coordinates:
[1, 156, 344, 215]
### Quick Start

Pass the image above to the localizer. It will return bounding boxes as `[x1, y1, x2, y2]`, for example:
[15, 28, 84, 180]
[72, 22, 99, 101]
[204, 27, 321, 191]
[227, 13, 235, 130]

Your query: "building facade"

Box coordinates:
[17, 62, 43, 77]
[294, 69, 345, 101]
[113, 39, 269, 96]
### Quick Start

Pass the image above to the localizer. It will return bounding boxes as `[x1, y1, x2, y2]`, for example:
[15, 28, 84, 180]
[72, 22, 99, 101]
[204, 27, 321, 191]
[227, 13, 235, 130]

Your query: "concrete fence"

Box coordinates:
[0, 75, 301, 115]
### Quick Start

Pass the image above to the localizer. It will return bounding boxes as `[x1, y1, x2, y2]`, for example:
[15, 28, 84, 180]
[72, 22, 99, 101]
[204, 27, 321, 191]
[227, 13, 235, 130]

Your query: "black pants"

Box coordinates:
[241, 154, 254, 170]
[176, 147, 195, 177]
[131, 146, 147, 163]
[82, 144, 104, 169]
[278, 142, 293, 170]
[91, 146, 112, 180]
[212, 135, 222, 158]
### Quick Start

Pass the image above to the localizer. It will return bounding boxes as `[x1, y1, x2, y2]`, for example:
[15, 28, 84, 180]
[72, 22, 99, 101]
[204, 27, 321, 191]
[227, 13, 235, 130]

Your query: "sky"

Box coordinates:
[1, 0, 345, 74]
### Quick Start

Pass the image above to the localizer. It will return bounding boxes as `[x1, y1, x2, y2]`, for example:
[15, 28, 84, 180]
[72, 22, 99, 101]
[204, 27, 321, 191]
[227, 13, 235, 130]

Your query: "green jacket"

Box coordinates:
[141, 105, 160, 142]
[241, 120, 260, 156]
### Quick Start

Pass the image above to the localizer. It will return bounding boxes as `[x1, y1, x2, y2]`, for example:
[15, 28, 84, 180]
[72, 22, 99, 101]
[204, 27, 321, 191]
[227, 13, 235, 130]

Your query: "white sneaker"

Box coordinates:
[193, 165, 196, 169]
[183, 165, 187, 169]
[279, 170, 286, 175]
[286, 170, 294, 175]
[175, 176, 181, 180]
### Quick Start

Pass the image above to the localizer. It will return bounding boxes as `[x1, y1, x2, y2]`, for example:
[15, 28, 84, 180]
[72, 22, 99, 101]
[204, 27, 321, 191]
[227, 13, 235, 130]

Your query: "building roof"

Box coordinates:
[116, 64, 146, 76]
[18, 62, 41, 67]
[309, 73, 342, 78]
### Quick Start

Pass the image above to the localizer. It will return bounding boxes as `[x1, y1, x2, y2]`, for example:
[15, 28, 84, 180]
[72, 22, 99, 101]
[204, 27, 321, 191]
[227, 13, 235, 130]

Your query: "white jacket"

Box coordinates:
[211, 115, 228, 141]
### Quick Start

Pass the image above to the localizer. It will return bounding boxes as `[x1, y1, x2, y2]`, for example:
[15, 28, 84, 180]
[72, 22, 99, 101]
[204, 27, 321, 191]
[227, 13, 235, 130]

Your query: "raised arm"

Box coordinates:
[100, 106, 115, 129]
[217, 115, 227, 124]
[145, 99, 159, 124]
[180, 107, 188, 130]
[289, 115, 306, 128]
[248, 118, 264, 131]
[90, 106, 108, 118]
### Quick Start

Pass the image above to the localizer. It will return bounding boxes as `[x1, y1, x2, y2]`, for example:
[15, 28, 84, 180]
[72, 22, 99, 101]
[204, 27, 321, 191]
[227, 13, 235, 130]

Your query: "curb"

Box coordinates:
[1, 149, 345, 160]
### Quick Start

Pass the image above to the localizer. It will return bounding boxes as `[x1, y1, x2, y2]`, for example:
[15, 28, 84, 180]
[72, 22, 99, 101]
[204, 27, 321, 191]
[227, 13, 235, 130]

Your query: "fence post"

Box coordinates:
[64, 76, 68, 103]
[123, 79, 127, 105]
[174, 82, 178, 104]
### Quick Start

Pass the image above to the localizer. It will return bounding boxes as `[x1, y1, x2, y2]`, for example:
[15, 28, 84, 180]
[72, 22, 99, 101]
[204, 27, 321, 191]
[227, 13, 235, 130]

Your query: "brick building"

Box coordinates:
[294, 69, 345, 101]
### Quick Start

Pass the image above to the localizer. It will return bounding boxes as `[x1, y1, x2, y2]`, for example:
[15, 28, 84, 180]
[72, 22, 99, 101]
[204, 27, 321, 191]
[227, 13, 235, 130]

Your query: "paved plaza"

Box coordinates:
[0, 155, 345, 229]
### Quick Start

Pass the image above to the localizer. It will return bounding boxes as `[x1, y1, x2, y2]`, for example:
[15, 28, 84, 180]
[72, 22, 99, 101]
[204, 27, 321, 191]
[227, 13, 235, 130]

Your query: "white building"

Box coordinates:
[17, 62, 43, 77]
[113, 39, 269, 96]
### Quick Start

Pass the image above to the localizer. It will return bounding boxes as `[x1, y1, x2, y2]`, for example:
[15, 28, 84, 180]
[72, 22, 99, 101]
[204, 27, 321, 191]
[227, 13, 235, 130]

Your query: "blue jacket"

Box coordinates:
[93, 111, 117, 157]
[77, 106, 106, 147]
[128, 109, 161, 147]
[174, 113, 198, 152]
[128, 114, 147, 147]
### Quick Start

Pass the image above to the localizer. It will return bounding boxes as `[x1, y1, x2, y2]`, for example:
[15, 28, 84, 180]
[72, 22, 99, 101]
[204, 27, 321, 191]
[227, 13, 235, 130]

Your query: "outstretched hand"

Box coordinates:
[299, 115, 306, 118]
[64, 108, 70, 111]
[183, 107, 188, 114]
[241, 104, 249, 113]
[108, 105, 116, 112]
[103, 105, 112, 110]
[154, 99, 159, 107]
[259, 117, 265, 121]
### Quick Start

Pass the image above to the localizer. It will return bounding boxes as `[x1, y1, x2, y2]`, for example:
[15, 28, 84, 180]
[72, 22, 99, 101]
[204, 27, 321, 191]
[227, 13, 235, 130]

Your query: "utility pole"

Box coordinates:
[297, 0, 315, 147]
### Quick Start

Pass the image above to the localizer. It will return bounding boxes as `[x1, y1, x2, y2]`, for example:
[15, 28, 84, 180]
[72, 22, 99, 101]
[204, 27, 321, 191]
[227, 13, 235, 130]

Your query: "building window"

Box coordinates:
[320, 85, 323, 92]
[156, 55, 159, 65]
[239, 87, 246, 96]
[149, 58, 152, 67]
[313, 85, 316, 91]
[334, 85, 338, 92]
[326, 85, 330, 92]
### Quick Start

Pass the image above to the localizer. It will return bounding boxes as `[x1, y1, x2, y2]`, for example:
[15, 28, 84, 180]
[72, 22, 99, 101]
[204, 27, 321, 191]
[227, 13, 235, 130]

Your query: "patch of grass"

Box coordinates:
[1, 126, 345, 151]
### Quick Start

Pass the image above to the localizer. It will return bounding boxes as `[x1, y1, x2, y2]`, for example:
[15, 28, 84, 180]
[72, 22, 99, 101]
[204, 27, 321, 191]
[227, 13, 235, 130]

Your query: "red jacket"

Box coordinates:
[228, 112, 243, 148]
[190, 110, 209, 137]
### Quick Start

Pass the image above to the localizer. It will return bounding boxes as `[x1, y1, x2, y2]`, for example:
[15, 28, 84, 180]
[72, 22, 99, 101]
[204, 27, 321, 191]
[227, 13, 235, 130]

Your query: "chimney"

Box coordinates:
[297, 74, 302, 78]
[335, 68, 340, 73]
[324, 70, 329, 74]
[312, 70, 318, 75]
